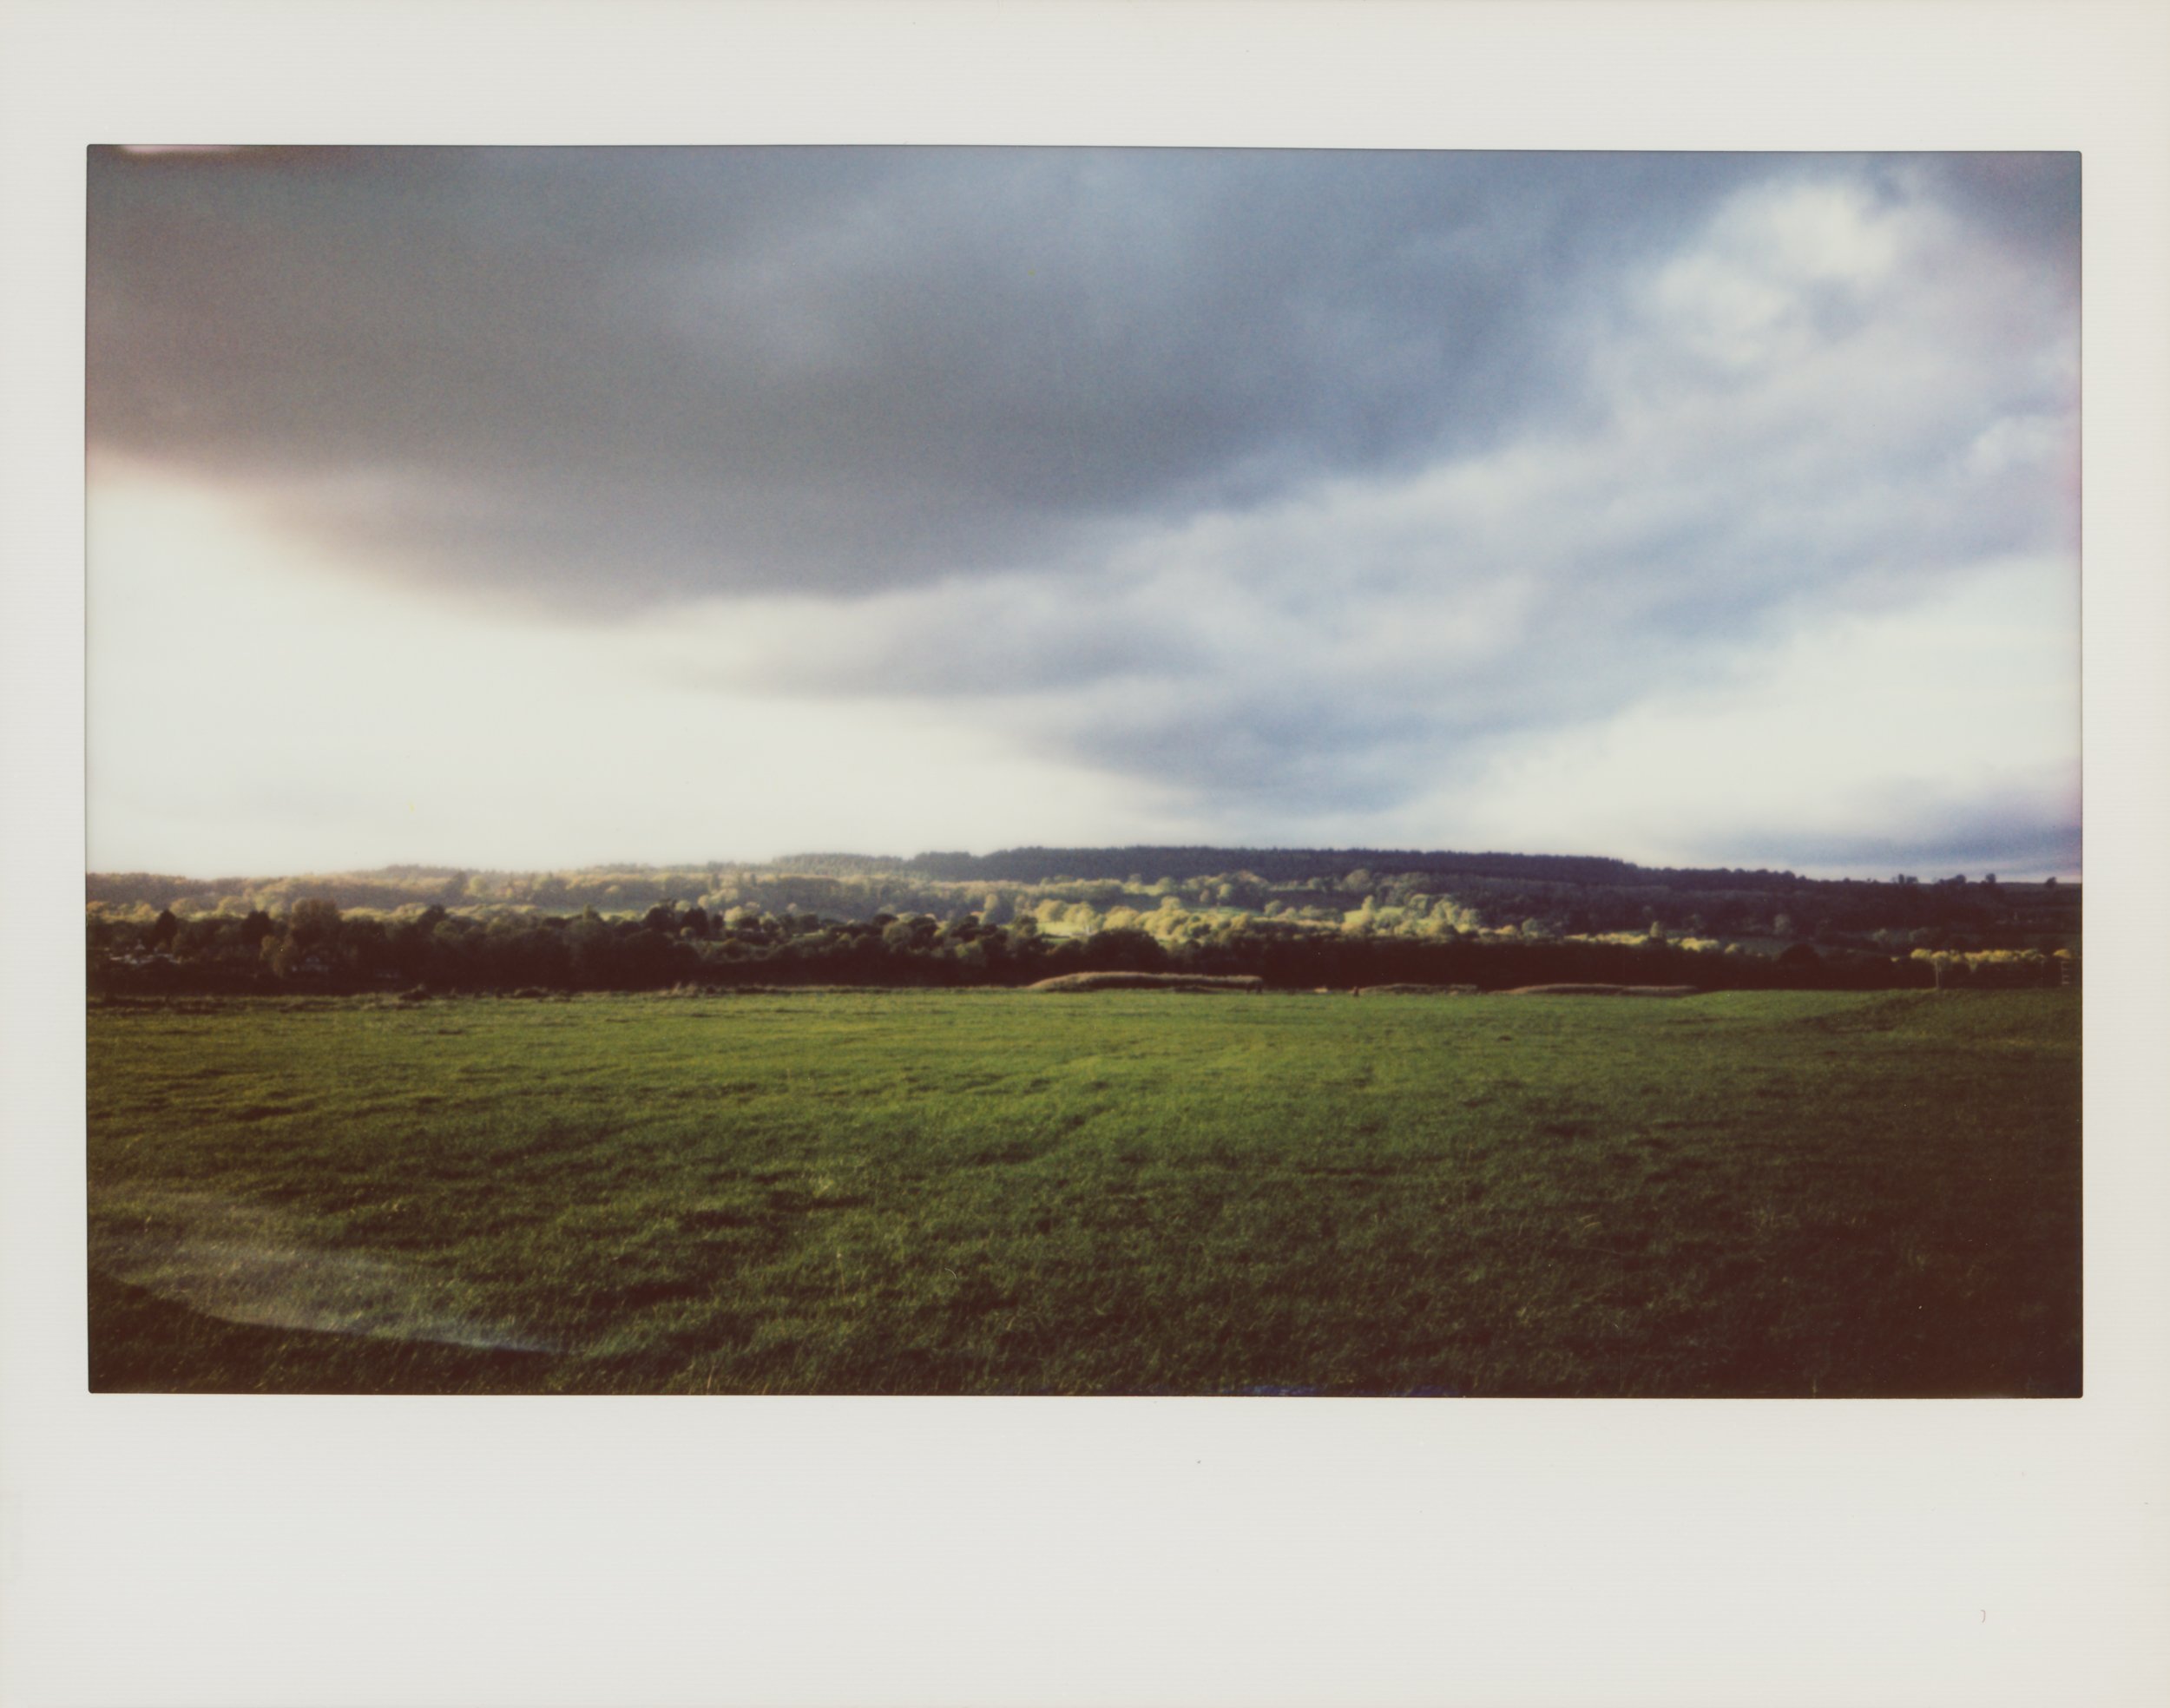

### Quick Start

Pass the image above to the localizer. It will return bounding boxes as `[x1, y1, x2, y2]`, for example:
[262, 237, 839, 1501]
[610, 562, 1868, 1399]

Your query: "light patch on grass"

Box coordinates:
[91, 1188, 558, 1352]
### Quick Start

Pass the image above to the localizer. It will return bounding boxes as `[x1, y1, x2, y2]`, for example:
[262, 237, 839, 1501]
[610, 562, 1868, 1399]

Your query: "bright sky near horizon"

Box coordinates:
[85, 148, 2081, 879]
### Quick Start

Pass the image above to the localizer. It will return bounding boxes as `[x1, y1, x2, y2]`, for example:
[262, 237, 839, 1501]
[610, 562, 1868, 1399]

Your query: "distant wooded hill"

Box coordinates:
[87, 845, 2077, 916]
[911, 845, 1782, 887]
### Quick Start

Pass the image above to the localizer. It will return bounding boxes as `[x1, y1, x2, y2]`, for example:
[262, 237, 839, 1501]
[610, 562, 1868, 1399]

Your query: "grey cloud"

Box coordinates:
[89, 147, 1770, 607]
[719, 580, 1209, 699]
[1055, 684, 1452, 820]
[1908, 153, 2081, 277]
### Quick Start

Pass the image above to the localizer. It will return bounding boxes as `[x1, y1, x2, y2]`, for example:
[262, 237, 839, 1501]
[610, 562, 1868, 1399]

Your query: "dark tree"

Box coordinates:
[287, 897, 342, 950]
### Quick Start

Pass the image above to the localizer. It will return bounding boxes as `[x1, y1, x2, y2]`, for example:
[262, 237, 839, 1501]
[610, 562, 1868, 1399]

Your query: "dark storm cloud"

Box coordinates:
[88, 146, 1769, 607]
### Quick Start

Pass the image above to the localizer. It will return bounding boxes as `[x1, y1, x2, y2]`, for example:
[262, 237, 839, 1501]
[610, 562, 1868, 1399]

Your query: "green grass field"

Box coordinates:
[85, 988, 2081, 1396]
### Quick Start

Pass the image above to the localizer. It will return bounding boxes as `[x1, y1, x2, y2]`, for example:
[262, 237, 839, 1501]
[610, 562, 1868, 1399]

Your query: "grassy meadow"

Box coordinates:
[85, 988, 2081, 1396]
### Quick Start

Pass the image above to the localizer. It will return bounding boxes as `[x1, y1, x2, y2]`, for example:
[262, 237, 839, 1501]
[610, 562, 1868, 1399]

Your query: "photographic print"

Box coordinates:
[83, 145, 2081, 1397]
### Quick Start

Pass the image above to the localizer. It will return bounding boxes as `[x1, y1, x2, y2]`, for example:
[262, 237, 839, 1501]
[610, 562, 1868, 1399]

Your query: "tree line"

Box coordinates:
[87, 896, 2070, 999]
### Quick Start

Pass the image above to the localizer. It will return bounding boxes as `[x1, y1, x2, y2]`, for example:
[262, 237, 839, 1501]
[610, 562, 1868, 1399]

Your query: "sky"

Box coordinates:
[84, 147, 2081, 879]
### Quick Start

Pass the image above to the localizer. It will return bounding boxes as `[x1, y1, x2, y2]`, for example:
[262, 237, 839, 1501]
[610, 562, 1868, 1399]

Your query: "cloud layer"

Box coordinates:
[89, 152, 1765, 593]
[86, 148, 2081, 872]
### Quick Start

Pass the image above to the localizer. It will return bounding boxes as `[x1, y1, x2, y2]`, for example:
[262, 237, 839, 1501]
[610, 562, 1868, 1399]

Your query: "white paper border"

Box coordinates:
[6, 4, 2167, 1705]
